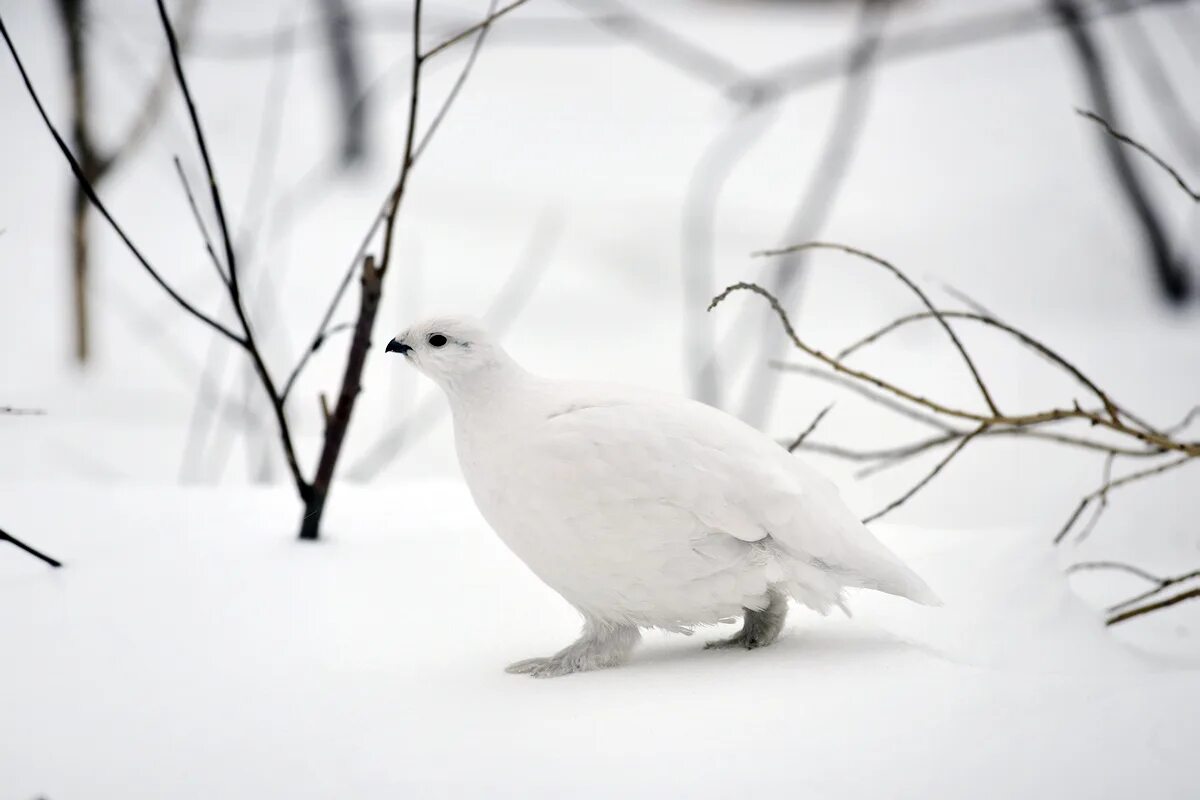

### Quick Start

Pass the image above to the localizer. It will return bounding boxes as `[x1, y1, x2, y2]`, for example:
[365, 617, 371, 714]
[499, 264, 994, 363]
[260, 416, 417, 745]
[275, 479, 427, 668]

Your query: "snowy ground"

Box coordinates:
[2, 483, 1198, 799]
[2, 0, 1200, 796]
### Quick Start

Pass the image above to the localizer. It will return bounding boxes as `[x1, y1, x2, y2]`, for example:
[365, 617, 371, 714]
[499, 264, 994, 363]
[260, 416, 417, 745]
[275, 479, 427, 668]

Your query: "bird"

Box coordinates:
[386, 316, 940, 678]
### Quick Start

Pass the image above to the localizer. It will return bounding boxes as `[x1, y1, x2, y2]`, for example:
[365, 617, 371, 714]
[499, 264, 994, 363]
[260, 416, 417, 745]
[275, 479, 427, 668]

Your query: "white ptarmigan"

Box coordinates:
[387, 316, 939, 678]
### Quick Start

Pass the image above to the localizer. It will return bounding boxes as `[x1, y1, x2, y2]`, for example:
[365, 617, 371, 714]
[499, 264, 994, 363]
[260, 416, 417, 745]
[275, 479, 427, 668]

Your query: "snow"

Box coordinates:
[1, 0, 1199, 794]
[2, 483, 1197, 799]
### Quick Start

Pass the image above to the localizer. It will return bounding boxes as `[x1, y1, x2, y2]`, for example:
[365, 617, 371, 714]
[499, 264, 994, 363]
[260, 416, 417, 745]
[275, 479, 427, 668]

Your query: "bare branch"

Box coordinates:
[154, 0, 308, 499]
[423, 0, 534, 60]
[413, 0, 500, 161]
[836, 309, 1122, 423]
[172, 156, 229, 287]
[0, 527, 62, 568]
[1067, 560, 1200, 623]
[786, 404, 834, 454]
[1107, 587, 1200, 626]
[0, 12, 244, 346]
[861, 424, 989, 524]
[1077, 109, 1199, 201]
[757, 242, 1001, 416]
[1053, 455, 1195, 544]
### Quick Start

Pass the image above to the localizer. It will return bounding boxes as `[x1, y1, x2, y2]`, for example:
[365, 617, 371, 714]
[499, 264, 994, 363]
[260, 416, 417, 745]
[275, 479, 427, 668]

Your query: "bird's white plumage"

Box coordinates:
[393, 316, 938, 633]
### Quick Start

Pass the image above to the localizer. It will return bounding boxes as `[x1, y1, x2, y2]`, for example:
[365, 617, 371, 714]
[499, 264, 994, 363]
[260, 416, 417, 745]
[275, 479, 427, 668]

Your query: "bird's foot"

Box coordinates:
[505, 654, 589, 678]
[705, 591, 787, 651]
[505, 621, 641, 678]
[704, 627, 775, 650]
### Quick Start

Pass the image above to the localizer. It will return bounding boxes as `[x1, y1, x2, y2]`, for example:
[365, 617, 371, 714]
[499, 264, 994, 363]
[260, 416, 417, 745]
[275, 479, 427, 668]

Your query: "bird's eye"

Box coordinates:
[428, 333, 448, 348]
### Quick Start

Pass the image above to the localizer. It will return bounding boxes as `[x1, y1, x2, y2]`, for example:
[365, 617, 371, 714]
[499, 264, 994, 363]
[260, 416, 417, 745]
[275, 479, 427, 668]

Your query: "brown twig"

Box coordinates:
[1053, 455, 1194, 544]
[712, 241, 1199, 537]
[1107, 587, 1200, 625]
[1077, 109, 1199, 201]
[835, 309, 1123, 424]
[713, 249, 1200, 457]
[756, 242, 1001, 416]
[1070, 560, 1200, 625]
[786, 404, 834, 454]
[861, 424, 990, 524]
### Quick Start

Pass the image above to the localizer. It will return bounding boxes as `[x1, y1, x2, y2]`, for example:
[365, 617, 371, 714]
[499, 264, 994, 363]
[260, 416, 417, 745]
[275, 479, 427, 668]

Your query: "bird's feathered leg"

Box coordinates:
[506, 614, 641, 678]
[705, 588, 788, 650]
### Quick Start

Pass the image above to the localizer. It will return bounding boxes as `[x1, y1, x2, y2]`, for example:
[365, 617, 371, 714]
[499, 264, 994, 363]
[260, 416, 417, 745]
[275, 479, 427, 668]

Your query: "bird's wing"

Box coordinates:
[534, 386, 938, 605]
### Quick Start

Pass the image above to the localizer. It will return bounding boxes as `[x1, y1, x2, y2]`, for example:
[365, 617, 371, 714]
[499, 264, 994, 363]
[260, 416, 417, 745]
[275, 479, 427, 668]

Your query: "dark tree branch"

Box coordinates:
[318, 0, 368, 165]
[0, 11, 245, 347]
[0, 527, 62, 568]
[154, 0, 309, 500]
[1050, 0, 1191, 303]
[172, 156, 229, 287]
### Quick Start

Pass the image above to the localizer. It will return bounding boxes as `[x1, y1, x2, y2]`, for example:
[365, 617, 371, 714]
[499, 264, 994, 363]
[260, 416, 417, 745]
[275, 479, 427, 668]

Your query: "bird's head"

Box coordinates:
[385, 315, 509, 389]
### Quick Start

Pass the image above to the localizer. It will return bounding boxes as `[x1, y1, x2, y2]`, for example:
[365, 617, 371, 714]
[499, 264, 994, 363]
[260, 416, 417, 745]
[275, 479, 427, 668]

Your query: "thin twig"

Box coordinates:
[1053, 455, 1195, 544]
[0, 12, 244, 345]
[423, 0, 534, 60]
[835, 308, 1122, 423]
[172, 156, 229, 287]
[787, 404, 834, 454]
[1077, 109, 1199, 201]
[770, 361, 956, 433]
[1074, 452, 1116, 543]
[861, 424, 989, 523]
[756, 242, 1001, 416]
[0, 527, 62, 568]
[1107, 587, 1200, 625]
[155, 0, 309, 499]
[712, 281, 1198, 456]
[413, 0, 499, 162]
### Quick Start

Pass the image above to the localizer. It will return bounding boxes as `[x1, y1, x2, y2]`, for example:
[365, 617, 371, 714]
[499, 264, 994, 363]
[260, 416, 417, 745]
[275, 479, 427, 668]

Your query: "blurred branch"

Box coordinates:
[0, 406, 45, 416]
[1099, 0, 1200, 169]
[734, 0, 1189, 100]
[1050, 0, 1190, 303]
[0, 527, 62, 568]
[0, 12, 244, 346]
[347, 210, 564, 481]
[560, 0, 754, 94]
[738, 0, 891, 427]
[1076, 109, 1200, 201]
[318, 0, 368, 165]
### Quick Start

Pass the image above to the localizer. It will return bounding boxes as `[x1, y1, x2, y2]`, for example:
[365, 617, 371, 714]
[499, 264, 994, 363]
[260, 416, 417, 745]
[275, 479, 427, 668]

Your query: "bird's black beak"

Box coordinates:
[386, 338, 412, 355]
